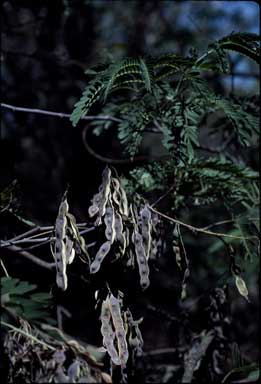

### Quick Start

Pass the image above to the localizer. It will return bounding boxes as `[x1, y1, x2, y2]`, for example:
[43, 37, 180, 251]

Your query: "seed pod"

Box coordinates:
[65, 236, 75, 265]
[114, 212, 126, 253]
[133, 230, 150, 290]
[140, 205, 152, 260]
[104, 198, 116, 244]
[119, 184, 128, 217]
[100, 298, 121, 365]
[66, 213, 89, 261]
[111, 178, 122, 211]
[108, 294, 129, 365]
[90, 241, 111, 274]
[54, 197, 69, 290]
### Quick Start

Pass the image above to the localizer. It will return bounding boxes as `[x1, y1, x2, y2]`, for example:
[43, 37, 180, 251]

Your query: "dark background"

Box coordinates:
[1, 0, 259, 380]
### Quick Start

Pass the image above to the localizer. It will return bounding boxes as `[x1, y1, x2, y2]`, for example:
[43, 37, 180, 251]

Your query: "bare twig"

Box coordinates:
[82, 124, 169, 164]
[151, 185, 175, 208]
[1, 242, 56, 270]
[149, 206, 257, 240]
[0, 103, 122, 123]
[0, 259, 9, 276]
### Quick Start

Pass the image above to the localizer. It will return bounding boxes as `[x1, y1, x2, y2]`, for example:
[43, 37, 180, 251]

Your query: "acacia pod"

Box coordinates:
[108, 294, 129, 365]
[114, 212, 126, 253]
[88, 203, 99, 217]
[119, 185, 128, 217]
[111, 178, 122, 211]
[140, 205, 152, 260]
[100, 298, 121, 365]
[104, 200, 116, 243]
[55, 240, 68, 290]
[54, 197, 69, 290]
[66, 213, 89, 260]
[90, 241, 111, 274]
[133, 230, 150, 289]
[65, 236, 75, 265]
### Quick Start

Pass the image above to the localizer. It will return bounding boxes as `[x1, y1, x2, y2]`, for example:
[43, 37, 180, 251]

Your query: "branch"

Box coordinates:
[1, 242, 55, 270]
[149, 206, 257, 240]
[0, 103, 122, 123]
[1, 320, 56, 351]
[82, 124, 169, 164]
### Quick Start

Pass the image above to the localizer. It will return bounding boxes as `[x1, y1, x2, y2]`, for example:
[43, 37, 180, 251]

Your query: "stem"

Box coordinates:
[149, 206, 257, 240]
[1, 320, 56, 351]
[0, 103, 122, 123]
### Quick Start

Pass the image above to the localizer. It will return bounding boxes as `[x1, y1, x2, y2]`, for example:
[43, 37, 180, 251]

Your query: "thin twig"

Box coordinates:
[7, 227, 41, 243]
[151, 185, 175, 208]
[0, 103, 122, 123]
[0, 259, 9, 276]
[149, 206, 257, 240]
[201, 219, 236, 231]
[1, 242, 55, 270]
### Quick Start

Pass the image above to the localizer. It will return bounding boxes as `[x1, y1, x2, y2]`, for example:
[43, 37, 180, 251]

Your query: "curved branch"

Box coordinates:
[82, 124, 169, 164]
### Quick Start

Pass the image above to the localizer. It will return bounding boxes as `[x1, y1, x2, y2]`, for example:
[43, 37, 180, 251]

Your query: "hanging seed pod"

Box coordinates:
[119, 184, 128, 217]
[132, 230, 150, 290]
[88, 166, 112, 224]
[104, 197, 116, 244]
[108, 294, 129, 366]
[90, 241, 111, 274]
[111, 178, 122, 211]
[173, 224, 181, 269]
[65, 235, 75, 265]
[66, 213, 89, 261]
[140, 205, 152, 260]
[150, 239, 158, 260]
[100, 298, 121, 365]
[54, 197, 69, 290]
[114, 212, 126, 253]
[125, 309, 143, 356]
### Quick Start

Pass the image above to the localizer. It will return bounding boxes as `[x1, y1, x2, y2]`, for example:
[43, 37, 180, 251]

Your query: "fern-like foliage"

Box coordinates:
[1, 277, 55, 324]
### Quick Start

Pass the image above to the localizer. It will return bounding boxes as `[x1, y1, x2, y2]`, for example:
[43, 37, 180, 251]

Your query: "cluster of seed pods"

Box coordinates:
[88, 167, 160, 290]
[53, 194, 89, 290]
[88, 167, 129, 274]
[100, 293, 129, 366]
